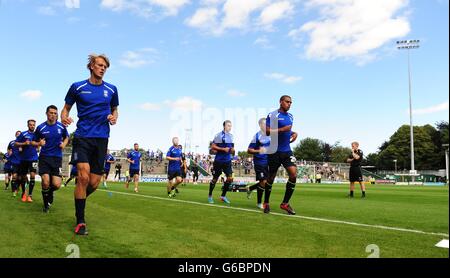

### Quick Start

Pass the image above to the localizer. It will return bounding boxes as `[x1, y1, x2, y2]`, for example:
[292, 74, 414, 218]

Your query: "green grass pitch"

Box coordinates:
[0, 182, 448, 258]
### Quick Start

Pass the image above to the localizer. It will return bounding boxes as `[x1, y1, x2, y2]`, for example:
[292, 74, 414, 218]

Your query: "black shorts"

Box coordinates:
[268, 152, 296, 175]
[129, 169, 140, 177]
[11, 164, 20, 174]
[3, 166, 13, 174]
[181, 170, 187, 179]
[71, 137, 108, 176]
[168, 170, 182, 180]
[254, 164, 269, 181]
[212, 161, 233, 179]
[38, 156, 63, 177]
[18, 161, 38, 175]
[349, 167, 363, 182]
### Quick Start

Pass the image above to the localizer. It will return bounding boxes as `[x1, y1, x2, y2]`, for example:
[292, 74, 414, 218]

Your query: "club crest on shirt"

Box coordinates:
[104, 90, 108, 98]
[58, 129, 62, 134]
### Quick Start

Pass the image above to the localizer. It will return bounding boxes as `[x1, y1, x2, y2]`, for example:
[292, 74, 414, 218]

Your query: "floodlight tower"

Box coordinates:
[397, 39, 420, 179]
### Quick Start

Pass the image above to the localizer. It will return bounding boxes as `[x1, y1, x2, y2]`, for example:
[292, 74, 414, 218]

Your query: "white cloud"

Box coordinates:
[119, 48, 159, 68]
[20, 90, 42, 101]
[65, 0, 80, 9]
[412, 101, 449, 115]
[149, 0, 191, 16]
[139, 102, 161, 111]
[37, 6, 56, 16]
[227, 89, 247, 97]
[222, 0, 270, 29]
[289, 0, 411, 63]
[185, 7, 219, 30]
[258, 0, 294, 30]
[100, 0, 190, 18]
[254, 35, 274, 49]
[186, 0, 294, 35]
[264, 72, 302, 84]
[166, 97, 203, 112]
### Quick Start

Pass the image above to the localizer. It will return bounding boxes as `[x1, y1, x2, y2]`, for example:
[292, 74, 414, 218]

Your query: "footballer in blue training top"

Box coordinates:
[208, 120, 235, 205]
[102, 150, 115, 188]
[15, 120, 39, 202]
[247, 118, 271, 210]
[166, 137, 183, 197]
[61, 54, 119, 236]
[126, 143, 142, 193]
[7, 131, 21, 196]
[33, 105, 70, 213]
[265, 95, 299, 215]
[3, 149, 13, 190]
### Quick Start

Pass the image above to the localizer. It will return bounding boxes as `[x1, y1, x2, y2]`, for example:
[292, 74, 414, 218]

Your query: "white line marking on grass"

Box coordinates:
[98, 189, 449, 238]
[435, 240, 449, 249]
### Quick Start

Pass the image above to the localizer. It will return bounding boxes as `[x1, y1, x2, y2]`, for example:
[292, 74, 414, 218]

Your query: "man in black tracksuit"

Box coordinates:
[346, 142, 365, 198]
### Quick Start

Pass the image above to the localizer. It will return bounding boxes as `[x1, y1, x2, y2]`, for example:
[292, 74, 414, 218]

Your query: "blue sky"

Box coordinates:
[0, 0, 448, 155]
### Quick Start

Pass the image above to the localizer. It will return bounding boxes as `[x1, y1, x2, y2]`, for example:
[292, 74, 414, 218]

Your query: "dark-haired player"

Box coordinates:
[208, 120, 235, 204]
[16, 120, 39, 203]
[126, 143, 142, 193]
[265, 95, 298, 215]
[33, 105, 69, 212]
[247, 118, 271, 210]
[102, 150, 115, 188]
[8, 131, 22, 197]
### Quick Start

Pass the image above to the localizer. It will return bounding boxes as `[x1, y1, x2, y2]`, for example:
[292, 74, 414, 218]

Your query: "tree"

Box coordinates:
[321, 142, 332, 162]
[330, 146, 352, 163]
[364, 153, 379, 167]
[293, 138, 323, 161]
[238, 151, 249, 160]
[377, 125, 439, 170]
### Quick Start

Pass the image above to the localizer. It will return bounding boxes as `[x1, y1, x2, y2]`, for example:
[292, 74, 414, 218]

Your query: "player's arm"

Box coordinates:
[15, 135, 29, 147]
[108, 106, 119, 125]
[290, 131, 298, 143]
[268, 125, 292, 135]
[211, 143, 230, 153]
[60, 136, 69, 149]
[352, 150, 361, 160]
[166, 156, 181, 161]
[61, 104, 74, 127]
[127, 156, 134, 164]
[247, 147, 262, 155]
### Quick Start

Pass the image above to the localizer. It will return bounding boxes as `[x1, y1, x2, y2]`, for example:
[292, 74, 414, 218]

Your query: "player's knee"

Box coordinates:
[287, 179, 296, 189]
[77, 174, 89, 186]
[288, 176, 297, 184]
[226, 177, 233, 183]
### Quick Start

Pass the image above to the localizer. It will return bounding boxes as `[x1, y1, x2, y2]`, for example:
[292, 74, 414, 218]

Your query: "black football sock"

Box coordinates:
[11, 180, 17, 192]
[208, 181, 216, 196]
[86, 186, 96, 198]
[75, 199, 86, 224]
[248, 183, 259, 191]
[257, 185, 264, 204]
[282, 180, 296, 204]
[42, 188, 50, 207]
[362, 191, 366, 197]
[264, 183, 273, 204]
[28, 178, 35, 196]
[350, 191, 354, 197]
[221, 182, 231, 197]
[21, 182, 26, 196]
